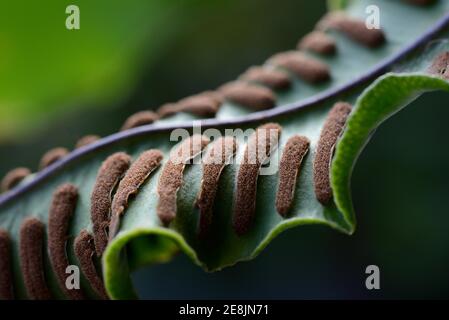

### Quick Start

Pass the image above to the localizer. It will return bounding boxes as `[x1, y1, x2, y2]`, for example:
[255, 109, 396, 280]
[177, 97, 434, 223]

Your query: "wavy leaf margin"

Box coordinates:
[103, 72, 449, 299]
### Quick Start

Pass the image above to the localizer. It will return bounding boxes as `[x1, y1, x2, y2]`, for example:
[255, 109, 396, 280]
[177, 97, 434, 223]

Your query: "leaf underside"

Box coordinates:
[1, 0, 449, 299]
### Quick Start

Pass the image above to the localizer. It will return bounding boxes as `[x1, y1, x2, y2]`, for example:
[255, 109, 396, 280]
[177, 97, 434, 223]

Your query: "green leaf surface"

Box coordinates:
[1, 0, 449, 300]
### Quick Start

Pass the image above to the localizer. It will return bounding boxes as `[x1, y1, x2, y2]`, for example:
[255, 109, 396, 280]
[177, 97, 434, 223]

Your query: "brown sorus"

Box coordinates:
[317, 12, 385, 48]
[109, 149, 163, 240]
[239, 66, 291, 90]
[1, 167, 31, 192]
[233, 123, 282, 236]
[218, 81, 276, 110]
[298, 31, 337, 55]
[158, 91, 222, 118]
[313, 102, 352, 205]
[157, 135, 210, 226]
[157, 103, 179, 118]
[75, 135, 100, 149]
[74, 230, 108, 299]
[276, 136, 310, 216]
[39, 147, 69, 170]
[0, 229, 14, 300]
[268, 51, 331, 83]
[91, 152, 131, 256]
[19, 217, 52, 300]
[196, 136, 237, 237]
[428, 51, 449, 80]
[120, 111, 159, 131]
[48, 183, 85, 299]
[177, 91, 222, 116]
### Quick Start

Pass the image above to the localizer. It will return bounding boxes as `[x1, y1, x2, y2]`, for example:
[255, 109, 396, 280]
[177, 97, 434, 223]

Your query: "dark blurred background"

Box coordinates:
[1, 0, 448, 299]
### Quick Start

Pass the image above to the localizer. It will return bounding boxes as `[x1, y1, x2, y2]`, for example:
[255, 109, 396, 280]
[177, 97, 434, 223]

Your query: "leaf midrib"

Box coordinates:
[1, 11, 449, 209]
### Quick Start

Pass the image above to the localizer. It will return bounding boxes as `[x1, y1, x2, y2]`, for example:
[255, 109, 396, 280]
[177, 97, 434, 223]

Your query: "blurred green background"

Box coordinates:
[1, 0, 448, 299]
